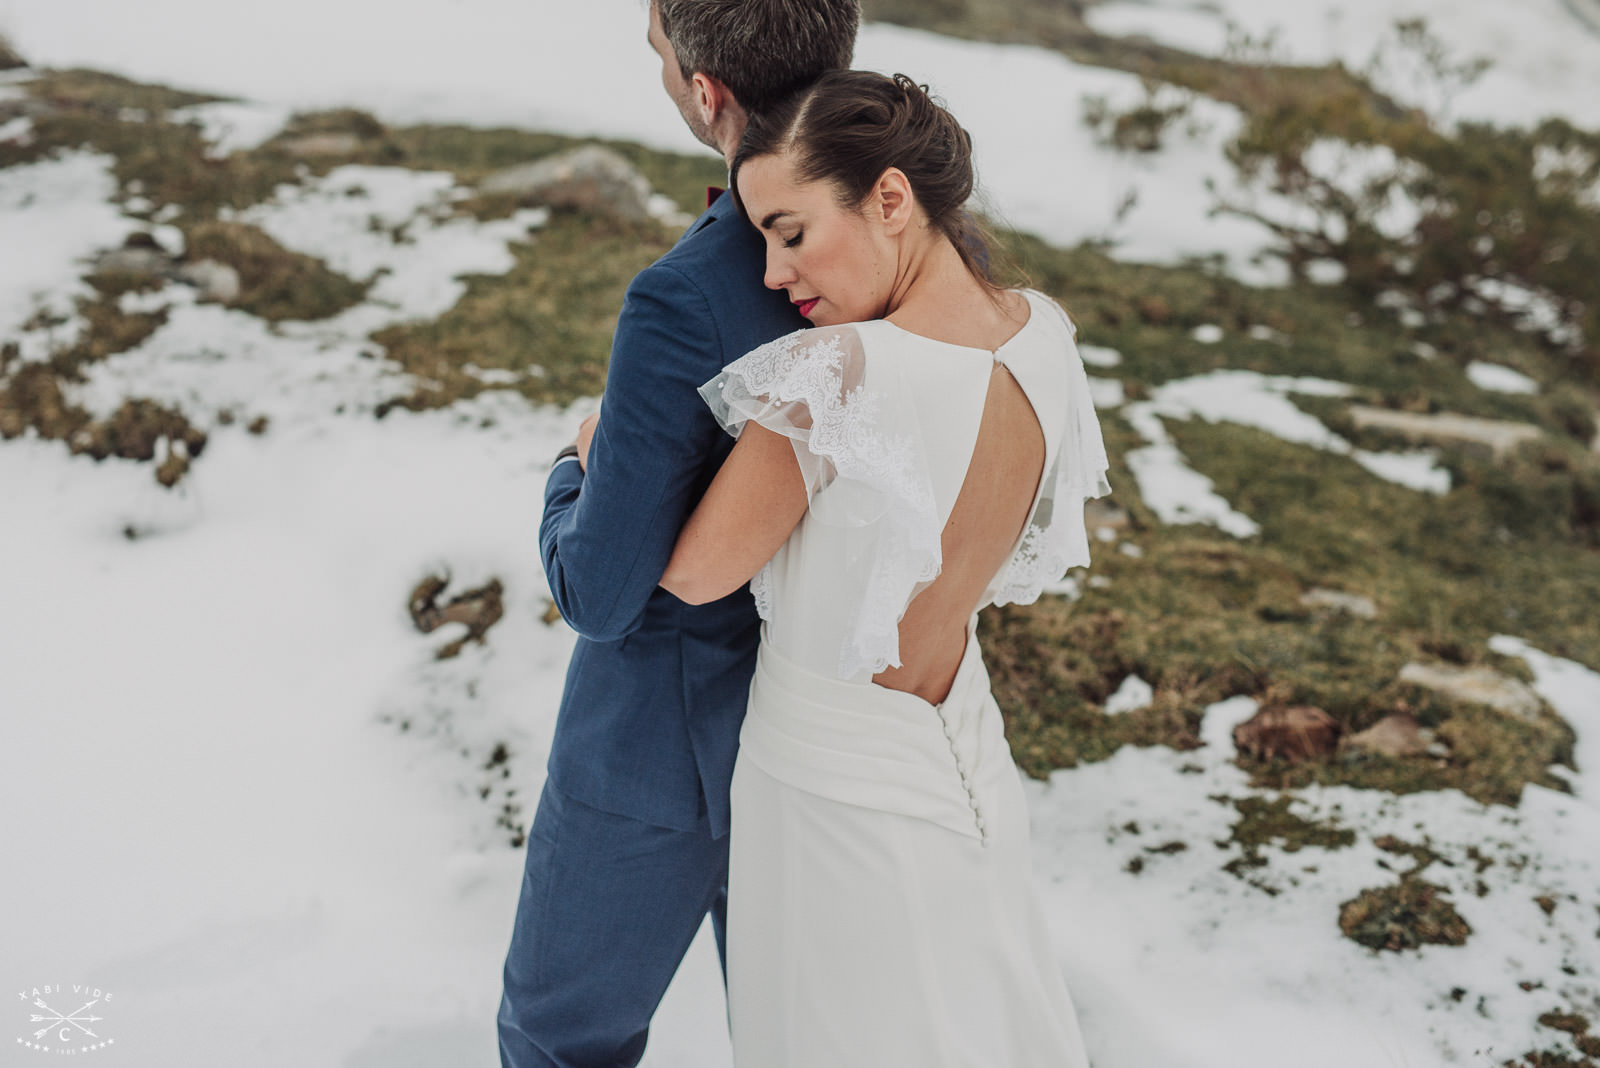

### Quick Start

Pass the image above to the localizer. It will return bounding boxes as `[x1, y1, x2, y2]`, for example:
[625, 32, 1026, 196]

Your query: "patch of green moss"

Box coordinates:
[45, 294, 170, 381]
[1537, 1012, 1591, 1038]
[1217, 794, 1355, 889]
[183, 221, 368, 322]
[1230, 795, 1357, 853]
[1506, 1051, 1597, 1068]
[1339, 877, 1472, 951]
[6, 84, 302, 214]
[371, 211, 674, 414]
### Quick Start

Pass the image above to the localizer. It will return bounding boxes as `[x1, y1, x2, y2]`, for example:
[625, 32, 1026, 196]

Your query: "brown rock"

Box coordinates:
[1234, 704, 1340, 762]
[1345, 713, 1429, 758]
[1137, 294, 1171, 325]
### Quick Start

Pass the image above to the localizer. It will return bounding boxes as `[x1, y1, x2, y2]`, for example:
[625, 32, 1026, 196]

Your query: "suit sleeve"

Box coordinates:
[540, 263, 727, 642]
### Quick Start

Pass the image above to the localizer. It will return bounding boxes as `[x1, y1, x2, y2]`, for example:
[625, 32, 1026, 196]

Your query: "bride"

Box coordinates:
[657, 70, 1108, 1065]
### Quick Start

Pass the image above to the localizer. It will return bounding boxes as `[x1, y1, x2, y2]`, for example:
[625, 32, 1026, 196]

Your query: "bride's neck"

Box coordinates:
[883, 226, 1018, 346]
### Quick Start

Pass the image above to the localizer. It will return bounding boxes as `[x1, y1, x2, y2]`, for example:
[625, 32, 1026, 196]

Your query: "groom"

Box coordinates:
[497, 2, 860, 1065]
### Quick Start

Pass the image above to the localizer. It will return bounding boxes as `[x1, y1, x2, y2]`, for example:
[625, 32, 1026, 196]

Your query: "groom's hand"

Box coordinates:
[574, 411, 601, 471]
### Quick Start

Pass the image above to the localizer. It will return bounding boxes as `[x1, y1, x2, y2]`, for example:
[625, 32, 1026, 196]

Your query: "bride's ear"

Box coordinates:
[873, 168, 914, 236]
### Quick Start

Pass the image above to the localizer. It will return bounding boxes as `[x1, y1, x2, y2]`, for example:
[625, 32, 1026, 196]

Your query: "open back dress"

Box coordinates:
[698, 288, 1111, 1067]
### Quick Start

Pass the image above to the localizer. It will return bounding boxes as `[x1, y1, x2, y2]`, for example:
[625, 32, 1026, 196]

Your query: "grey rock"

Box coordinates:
[279, 132, 363, 158]
[1398, 662, 1543, 721]
[1085, 498, 1131, 533]
[481, 144, 653, 224]
[93, 246, 173, 279]
[177, 259, 242, 304]
[1300, 588, 1379, 619]
[1347, 405, 1541, 460]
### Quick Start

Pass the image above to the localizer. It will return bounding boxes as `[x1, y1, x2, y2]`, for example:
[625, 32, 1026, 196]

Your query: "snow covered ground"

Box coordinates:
[3, 5, 1600, 1066]
[4, 141, 1598, 1068]
[1085, 0, 1600, 130]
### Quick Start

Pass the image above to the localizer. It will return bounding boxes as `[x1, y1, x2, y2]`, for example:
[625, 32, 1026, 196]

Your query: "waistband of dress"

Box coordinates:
[741, 623, 1001, 842]
[753, 618, 989, 719]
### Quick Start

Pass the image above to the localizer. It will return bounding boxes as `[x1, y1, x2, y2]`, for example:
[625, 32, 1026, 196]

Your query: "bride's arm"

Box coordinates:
[659, 422, 808, 605]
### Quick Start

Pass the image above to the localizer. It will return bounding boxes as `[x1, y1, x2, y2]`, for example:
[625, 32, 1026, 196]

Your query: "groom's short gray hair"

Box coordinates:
[655, 0, 859, 117]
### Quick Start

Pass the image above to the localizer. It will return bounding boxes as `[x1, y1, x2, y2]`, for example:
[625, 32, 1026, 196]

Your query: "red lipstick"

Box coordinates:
[795, 298, 819, 318]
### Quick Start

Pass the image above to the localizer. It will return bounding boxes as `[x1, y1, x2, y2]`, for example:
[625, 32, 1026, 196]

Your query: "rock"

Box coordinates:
[1300, 588, 1379, 619]
[480, 145, 654, 224]
[1234, 704, 1341, 763]
[1137, 295, 1171, 325]
[280, 132, 363, 158]
[177, 259, 242, 304]
[1345, 713, 1430, 758]
[1085, 498, 1130, 533]
[1234, 704, 1342, 762]
[1347, 405, 1541, 460]
[92, 246, 172, 279]
[1398, 662, 1543, 720]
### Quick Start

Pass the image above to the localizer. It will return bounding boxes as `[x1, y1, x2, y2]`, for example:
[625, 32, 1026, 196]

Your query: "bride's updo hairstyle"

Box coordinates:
[732, 70, 996, 285]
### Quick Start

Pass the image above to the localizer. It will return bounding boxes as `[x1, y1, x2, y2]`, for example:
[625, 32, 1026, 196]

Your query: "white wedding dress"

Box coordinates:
[699, 288, 1110, 1067]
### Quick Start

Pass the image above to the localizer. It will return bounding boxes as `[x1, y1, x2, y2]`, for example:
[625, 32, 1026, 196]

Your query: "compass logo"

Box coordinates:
[14, 983, 116, 1055]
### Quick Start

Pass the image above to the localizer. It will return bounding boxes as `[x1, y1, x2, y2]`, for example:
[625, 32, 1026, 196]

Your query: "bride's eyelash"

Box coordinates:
[782, 231, 804, 249]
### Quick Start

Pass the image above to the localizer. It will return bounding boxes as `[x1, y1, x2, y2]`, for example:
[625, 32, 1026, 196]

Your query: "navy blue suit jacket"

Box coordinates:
[539, 189, 805, 839]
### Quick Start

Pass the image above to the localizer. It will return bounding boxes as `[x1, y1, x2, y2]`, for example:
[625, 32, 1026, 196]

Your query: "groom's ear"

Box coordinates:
[690, 71, 732, 126]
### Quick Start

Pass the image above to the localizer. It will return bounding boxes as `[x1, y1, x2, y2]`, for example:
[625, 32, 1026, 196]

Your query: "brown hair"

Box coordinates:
[731, 70, 997, 284]
[655, 0, 860, 118]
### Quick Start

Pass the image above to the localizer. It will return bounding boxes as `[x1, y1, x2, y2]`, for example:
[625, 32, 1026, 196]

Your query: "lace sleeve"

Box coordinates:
[699, 325, 940, 678]
[990, 301, 1113, 607]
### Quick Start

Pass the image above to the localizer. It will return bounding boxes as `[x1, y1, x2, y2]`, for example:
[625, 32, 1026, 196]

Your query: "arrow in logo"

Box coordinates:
[29, 998, 102, 1040]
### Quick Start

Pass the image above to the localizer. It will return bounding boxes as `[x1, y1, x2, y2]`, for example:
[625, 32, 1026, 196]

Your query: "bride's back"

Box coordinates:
[874, 310, 1046, 706]
[874, 366, 1044, 704]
